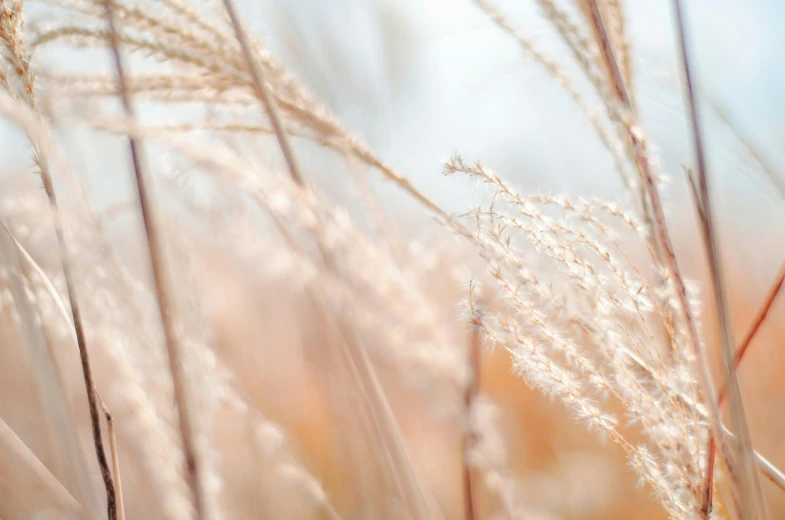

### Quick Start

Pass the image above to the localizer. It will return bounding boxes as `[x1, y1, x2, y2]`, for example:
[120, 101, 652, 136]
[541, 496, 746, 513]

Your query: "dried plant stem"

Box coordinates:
[98, 396, 126, 520]
[1, 1, 116, 515]
[582, 4, 738, 513]
[605, 0, 631, 94]
[579, 0, 679, 358]
[462, 316, 481, 520]
[685, 169, 785, 402]
[38, 164, 117, 520]
[750, 441, 785, 492]
[582, 0, 629, 107]
[6, 226, 126, 515]
[219, 0, 304, 186]
[0, 217, 102, 520]
[2, 219, 126, 519]
[101, 0, 205, 518]
[672, 0, 768, 517]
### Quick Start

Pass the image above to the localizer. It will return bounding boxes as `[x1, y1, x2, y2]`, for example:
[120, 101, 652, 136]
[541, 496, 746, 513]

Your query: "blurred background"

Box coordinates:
[1, 0, 785, 518]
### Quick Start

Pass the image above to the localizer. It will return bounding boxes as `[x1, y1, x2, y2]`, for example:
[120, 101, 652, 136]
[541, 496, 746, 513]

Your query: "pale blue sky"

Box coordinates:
[255, 0, 784, 202]
[2, 0, 784, 278]
[255, 0, 785, 284]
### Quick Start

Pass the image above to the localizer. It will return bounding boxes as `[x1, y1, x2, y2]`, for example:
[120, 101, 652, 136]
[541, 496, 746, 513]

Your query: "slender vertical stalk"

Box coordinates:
[583, 3, 740, 514]
[671, 1, 767, 517]
[462, 315, 481, 520]
[581, 0, 676, 358]
[220, 0, 305, 187]
[40, 166, 117, 520]
[1, 2, 115, 516]
[3, 219, 118, 520]
[98, 397, 126, 520]
[43, 195, 117, 520]
[101, 1, 205, 518]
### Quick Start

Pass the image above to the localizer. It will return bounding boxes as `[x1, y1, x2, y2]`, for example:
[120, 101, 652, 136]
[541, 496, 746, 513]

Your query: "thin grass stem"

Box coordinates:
[100, 0, 205, 517]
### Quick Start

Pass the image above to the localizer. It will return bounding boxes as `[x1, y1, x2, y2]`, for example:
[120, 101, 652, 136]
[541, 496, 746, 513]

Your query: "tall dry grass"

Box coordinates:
[0, 0, 783, 519]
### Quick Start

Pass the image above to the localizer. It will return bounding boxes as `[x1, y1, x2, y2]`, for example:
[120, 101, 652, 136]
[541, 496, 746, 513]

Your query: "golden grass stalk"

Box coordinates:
[722, 258, 785, 404]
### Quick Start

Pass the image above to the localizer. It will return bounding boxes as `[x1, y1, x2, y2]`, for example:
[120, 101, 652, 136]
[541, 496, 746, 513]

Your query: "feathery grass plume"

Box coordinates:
[470, 2, 687, 360]
[466, 0, 772, 514]
[445, 155, 720, 517]
[30, 0, 447, 218]
[208, 11, 443, 514]
[93, 64, 458, 513]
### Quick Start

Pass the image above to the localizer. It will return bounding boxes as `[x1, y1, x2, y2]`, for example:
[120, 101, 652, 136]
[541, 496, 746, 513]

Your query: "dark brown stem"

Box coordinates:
[34, 178, 116, 520]
[1, 217, 112, 519]
[101, 0, 205, 517]
[58, 235, 117, 520]
[684, 167, 718, 515]
[98, 395, 126, 520]
[0, 2, 116, 516]
[19, 80, 117, 520]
